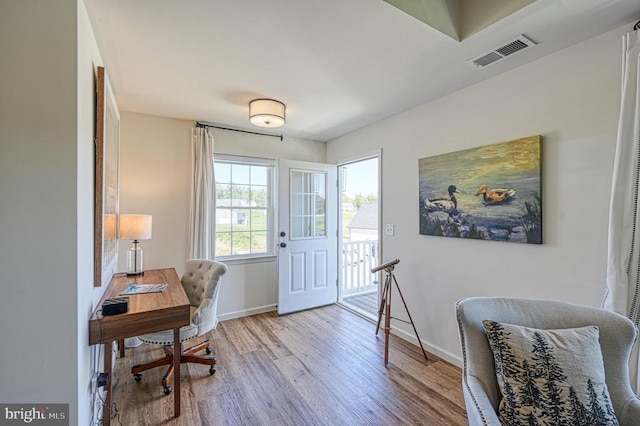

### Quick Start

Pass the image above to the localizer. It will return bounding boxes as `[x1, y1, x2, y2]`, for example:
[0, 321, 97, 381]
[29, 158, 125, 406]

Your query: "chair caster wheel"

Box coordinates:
[163, 386, 172, 395]
[205, 346, 212, 355]
[209, 366, 216, 375]
[133, 373, 142, 382]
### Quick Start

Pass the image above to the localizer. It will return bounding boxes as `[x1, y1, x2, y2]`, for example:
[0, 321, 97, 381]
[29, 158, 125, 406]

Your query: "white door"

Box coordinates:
[278, 160, 338, 314]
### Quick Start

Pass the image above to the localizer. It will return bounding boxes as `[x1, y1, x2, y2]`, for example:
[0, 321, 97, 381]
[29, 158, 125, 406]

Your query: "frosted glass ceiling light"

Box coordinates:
[249, 99, 286, 128]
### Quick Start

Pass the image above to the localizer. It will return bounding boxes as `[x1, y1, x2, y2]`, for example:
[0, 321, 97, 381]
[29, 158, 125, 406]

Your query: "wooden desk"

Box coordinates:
[89, 268, 190, 426]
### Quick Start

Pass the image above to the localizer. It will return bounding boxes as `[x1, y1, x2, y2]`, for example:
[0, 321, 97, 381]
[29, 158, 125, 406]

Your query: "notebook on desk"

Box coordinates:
[119, 282, 168, 295]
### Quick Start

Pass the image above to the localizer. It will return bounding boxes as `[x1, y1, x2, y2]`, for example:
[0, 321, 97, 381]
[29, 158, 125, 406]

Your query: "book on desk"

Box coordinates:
[119, 282, 168, 295]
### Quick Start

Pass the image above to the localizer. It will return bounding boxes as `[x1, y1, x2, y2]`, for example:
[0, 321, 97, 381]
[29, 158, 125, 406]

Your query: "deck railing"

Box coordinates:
[341, 240, 379, 296]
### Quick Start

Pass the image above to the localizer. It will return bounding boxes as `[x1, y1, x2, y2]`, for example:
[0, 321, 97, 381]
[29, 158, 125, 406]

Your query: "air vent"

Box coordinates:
[467, 35, 537, 68]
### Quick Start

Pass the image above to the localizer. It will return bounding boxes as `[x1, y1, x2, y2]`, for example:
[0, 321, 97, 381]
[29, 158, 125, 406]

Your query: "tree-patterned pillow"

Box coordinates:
[482, 320, 618, 426]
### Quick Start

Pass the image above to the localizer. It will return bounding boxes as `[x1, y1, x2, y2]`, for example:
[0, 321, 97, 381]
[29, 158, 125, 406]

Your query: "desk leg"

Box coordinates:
[104, 340, 113, 426]
[173, 328, 181, 417]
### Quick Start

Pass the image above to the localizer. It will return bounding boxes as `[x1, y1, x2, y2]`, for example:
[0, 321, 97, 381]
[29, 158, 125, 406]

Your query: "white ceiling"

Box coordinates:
[85, 0, 640, 142]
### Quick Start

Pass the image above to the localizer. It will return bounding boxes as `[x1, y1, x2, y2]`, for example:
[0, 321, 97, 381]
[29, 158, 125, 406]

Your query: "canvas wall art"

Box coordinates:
[418, 135, 542, 244]
[94, 66, 120, 286]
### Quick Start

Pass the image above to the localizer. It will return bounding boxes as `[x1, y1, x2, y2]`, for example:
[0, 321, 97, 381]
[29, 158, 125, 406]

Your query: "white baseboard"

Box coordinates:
[390, 326, 462, 368]
[218, 304, 277, 322]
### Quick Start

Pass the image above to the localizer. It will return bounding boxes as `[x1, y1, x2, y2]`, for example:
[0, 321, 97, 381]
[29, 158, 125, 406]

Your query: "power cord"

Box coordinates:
[93, 309, 124, 426]
[96, 390, 123, 426]
[90, 309, 106, 426]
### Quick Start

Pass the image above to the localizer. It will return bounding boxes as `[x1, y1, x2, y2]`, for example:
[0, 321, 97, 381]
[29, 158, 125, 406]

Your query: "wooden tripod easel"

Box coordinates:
[373, 259, 428, 366]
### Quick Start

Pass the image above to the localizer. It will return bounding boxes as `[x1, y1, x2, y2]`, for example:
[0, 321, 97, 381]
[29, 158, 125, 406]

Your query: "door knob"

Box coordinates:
[280, 231, 286, 237]
[280, 242, 287, 248]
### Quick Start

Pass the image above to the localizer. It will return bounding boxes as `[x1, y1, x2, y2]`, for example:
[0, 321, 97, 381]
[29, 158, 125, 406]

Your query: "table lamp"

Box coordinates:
[119, 214, 152, 276]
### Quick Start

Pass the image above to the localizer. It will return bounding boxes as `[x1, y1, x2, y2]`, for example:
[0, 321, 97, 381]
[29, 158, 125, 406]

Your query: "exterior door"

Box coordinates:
[278, 160, 338, 314]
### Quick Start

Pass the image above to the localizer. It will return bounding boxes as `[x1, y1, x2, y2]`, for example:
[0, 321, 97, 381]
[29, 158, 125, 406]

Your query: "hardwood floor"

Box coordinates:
[110, 304, 467, 425]
[342, 292, 379, 318]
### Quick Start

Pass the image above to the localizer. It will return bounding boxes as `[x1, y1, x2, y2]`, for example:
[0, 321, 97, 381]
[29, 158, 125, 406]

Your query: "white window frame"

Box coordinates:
[214, 154, 276, 261]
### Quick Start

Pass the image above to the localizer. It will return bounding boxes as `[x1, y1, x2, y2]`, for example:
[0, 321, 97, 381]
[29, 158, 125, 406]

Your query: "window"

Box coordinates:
[214, 155, 275, 259]
[290, 170, 327, 239]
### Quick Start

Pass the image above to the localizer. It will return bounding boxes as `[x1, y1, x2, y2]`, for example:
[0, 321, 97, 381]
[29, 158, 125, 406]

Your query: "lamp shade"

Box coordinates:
[119, 214, 152, 240]
[249, 98, 286, 128]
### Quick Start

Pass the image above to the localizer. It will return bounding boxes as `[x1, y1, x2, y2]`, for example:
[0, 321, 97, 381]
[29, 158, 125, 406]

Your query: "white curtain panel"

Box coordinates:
[603, 30, 640, 393]
[189, 127, 215, 259]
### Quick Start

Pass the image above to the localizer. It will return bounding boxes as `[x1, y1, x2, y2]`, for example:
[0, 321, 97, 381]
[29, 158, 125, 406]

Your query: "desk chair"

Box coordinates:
[132, 259, 227, 395]
[456, 297, 640, 426]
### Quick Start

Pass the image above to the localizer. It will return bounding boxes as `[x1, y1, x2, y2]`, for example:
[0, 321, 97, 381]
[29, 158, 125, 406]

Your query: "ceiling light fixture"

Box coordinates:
[249, 98, 286, 128]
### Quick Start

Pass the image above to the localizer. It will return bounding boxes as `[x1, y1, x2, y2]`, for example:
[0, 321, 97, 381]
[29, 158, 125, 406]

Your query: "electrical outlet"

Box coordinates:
[97, 373, 109, 388]
[385, 224, 394, 236]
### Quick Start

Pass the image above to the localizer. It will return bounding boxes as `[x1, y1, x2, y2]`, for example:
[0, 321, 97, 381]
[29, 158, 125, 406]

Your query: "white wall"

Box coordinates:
[118, 113, 192, 275]
[78, 1, 108, 424]
[0, 1, 104, 424]
[118, 112, 326, 318]
[327, 23, 627, 364]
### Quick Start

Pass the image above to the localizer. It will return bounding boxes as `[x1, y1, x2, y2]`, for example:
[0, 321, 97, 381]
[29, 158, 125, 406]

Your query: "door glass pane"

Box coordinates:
[291, 170, 327, 239]
[315, 216, 326, 236]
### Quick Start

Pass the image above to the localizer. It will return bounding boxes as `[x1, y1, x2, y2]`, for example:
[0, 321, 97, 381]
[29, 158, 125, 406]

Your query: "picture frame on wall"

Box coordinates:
[94, 66, 120, 287]
[418, 135, 542, 244]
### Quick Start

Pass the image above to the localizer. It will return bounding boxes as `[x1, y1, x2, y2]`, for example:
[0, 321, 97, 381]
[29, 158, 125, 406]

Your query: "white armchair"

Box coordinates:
[456, 297, 640, 425]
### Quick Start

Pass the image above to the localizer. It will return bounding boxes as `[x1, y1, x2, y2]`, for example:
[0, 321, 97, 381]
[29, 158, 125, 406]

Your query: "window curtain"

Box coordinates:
[602, 29, 640, 393]
[189, 127, 215, 259]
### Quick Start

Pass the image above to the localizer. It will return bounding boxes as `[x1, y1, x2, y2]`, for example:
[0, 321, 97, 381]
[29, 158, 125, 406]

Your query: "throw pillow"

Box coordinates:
[483, 320, 618, 426]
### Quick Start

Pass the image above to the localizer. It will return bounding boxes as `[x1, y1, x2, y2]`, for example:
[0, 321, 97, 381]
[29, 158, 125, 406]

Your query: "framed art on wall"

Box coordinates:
[418, 135, 542, 244]
[94, 66, 120, 286]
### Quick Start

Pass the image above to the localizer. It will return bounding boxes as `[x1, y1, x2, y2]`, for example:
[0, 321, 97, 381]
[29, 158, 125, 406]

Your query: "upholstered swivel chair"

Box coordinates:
[456, 297, 640, 426]
[132, 259, 227, 395]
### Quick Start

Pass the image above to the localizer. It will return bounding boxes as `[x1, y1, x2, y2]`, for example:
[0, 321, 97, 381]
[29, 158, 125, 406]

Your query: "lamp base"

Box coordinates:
[126, 240, 144, 276]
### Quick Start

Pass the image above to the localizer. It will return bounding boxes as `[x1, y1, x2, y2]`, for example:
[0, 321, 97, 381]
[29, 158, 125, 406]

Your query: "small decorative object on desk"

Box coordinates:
[119, 282, 168, 295]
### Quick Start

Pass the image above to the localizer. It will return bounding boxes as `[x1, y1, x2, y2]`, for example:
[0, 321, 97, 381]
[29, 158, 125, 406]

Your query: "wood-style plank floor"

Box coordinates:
[342, 292, 379, 318]
[110, 304, 467, 425]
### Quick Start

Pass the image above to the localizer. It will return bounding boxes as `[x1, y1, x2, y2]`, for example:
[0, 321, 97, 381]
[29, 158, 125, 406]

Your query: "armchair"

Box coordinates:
[455, 297, 640, 425]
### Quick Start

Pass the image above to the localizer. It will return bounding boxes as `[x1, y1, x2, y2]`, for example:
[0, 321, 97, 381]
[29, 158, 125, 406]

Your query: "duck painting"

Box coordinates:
[419, 136, 542, 243]
[425, 185, 460, 213]
[475, 184, 516, 205]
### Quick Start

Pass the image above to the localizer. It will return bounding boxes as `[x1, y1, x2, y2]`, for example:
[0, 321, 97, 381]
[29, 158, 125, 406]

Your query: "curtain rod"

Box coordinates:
[635, 20, 640, 31]
[197, 121, 284, 141]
